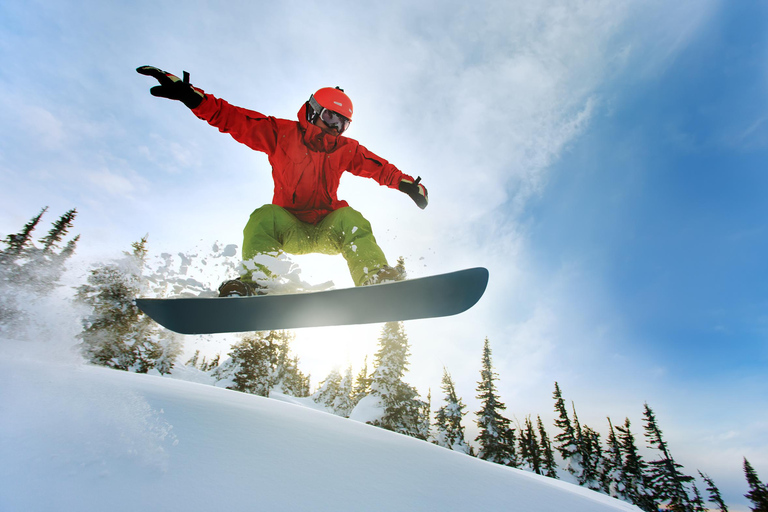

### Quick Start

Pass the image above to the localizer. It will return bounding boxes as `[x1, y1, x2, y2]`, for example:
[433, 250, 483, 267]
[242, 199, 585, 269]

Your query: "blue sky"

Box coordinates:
[1, 0, 767, 509]
[531, 0, 768, 378]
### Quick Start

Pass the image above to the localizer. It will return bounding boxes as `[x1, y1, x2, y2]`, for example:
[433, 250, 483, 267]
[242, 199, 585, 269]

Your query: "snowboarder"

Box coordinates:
[138, 66, 428, 296]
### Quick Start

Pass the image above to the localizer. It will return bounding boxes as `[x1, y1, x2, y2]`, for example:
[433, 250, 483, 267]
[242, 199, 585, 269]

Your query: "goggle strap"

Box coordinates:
[308, 95, 323, 117]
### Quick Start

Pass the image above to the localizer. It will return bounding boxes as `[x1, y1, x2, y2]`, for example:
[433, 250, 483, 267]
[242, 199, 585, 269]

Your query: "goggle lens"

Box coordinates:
[320, 108, 351, 133]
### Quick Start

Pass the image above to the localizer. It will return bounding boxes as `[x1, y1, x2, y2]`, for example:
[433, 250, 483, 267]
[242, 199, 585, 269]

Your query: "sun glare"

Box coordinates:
[279, 253, 380, 384]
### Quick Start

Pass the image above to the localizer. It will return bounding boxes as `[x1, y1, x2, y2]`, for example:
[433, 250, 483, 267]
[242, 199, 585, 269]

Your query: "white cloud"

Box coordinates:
[18, 105, 67, 150]
[87, 168, 137, 196]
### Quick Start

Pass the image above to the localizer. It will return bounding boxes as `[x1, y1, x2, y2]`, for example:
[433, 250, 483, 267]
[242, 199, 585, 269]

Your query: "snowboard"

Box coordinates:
[135, 267, 489, 335]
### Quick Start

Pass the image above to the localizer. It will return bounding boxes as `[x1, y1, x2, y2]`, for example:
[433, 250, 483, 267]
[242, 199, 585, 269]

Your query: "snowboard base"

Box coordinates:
[135, 267, 489, 334]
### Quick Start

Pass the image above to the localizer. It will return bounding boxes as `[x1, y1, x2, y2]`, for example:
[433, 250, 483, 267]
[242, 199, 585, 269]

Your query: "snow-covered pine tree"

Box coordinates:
[216, 330, 308, 397]
[419, 389, 432, 442]
[336, 366, 355, 417]
[76, 237, 181, 373]
[577, 419, 604, 491]
[552, 382, 580, 476]
[227, 333, 273, 396]
[269, 330, 310, 396]
[698, 471, 729, 512]
[744, 458, 768, 512]
[642, 403, 694, 511]
[616, 417, 658, 512]
[312, 366, 355, 417]
[278, 354, 310, 397]
[313, 368, 343, 410]
[433, 367, 471, 454]
[205, 353, 221, 371]
[537, 415, 558, 478]
[553, 389, 602, 489]
[153, 329, 183, 374]
[362, 321, 426, 439]
[475, 337, 516, 466]
[518, 416, 542, 474]
[28, 207, 79, 295]
[0, 207, 79, 333]
[601, 417, 625, 497]
[352, 355, 372, 406]
[186, 350, 201, 368]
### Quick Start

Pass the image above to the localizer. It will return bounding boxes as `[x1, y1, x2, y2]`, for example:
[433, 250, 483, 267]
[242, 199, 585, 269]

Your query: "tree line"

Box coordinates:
[2, 209, 767, 512]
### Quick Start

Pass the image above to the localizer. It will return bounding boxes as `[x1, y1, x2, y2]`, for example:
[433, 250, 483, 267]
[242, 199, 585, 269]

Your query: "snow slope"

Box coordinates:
[0, 356, 640, 512]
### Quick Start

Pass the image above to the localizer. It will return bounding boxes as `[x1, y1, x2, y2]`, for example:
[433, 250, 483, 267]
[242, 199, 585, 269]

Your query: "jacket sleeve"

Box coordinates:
[347, 142, 414, 189]
[191, 93, 278, 155]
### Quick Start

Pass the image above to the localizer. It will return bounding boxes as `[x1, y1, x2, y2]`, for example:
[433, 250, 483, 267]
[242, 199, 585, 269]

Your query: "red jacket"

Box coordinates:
[192, 93, 414, 224]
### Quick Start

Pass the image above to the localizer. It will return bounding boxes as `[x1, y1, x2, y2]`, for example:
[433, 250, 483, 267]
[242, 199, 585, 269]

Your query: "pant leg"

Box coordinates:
[242, 205, 314, 278]
[314, 207, 389, 286]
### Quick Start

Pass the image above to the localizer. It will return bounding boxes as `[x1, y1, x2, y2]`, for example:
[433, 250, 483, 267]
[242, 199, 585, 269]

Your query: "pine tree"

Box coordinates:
[352, 355, 372, 406]
[699, 471, 728, 512]
[475, 337, 516, 466]
[0, 207, 46, 263]
[205, 354, 221, 371]
[313, 368, 343, 410]
[538, 415, 558, 478]
[337, 366, 355, 416]
[269, 330, 309, 396]
[744, 458, 768, 512]
[29, 209, 79, 295]
[220, 330, 308, 398]
[312, 366, 355, 417]
[643, 403, 694, 511]
[1, 207, 79, 332]
[420, 389, 432, 442]
[578, 423, 603, 491]
[228, 334, 273, 396]
[564, 404, 603, 489]
[553, 382, 579, 475]
[518, 416, 542, 473]
[433, 367, 470, 454]
[39, 208, 77, 253]
[186, 350, 201, 367]
[362, 322, 425, 439]
[288, 355, 310, 397]
[153, 330, 183, 375]
[690, 484, 707, 512]
[601, 418, 625, 497]
[616, 417, 657, 512]
[76, 237, 180, 373]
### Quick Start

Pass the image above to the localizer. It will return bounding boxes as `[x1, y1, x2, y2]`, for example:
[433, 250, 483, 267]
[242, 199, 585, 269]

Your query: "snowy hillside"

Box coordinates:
[0, 354, 640, 512]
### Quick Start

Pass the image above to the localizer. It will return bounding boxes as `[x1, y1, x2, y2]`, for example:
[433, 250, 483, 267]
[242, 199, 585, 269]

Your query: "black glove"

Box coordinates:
[136, 66, 205, 109]
[399, 176, 428, 209]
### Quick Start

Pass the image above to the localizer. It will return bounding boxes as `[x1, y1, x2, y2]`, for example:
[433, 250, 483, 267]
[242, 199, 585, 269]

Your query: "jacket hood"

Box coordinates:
[297, 103, 340, 153]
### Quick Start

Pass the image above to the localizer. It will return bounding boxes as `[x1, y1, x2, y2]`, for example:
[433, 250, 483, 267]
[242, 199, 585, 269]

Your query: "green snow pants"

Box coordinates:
[242, 204, 389, 286]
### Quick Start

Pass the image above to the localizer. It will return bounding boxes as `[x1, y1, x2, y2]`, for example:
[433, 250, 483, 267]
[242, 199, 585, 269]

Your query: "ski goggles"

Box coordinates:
[319, 107, 351, 133]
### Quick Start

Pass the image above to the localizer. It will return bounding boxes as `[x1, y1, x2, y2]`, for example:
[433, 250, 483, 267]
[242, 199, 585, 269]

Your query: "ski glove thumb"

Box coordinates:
[136, 66, 204, 109]
[399, 177, 428, 209]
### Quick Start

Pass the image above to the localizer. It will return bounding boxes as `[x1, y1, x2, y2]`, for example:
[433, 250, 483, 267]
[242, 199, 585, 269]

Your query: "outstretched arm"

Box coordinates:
[137, 65, 277, 154]
[349, 144, 429, 209]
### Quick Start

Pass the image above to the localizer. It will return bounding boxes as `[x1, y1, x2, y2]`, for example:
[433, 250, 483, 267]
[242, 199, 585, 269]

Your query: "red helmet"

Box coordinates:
[311, 87, 353, 119]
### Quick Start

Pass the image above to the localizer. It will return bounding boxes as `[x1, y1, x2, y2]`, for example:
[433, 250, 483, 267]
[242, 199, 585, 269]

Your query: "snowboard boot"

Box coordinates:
[361, 265, 405, 286]
[217, 278, 267, 297]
